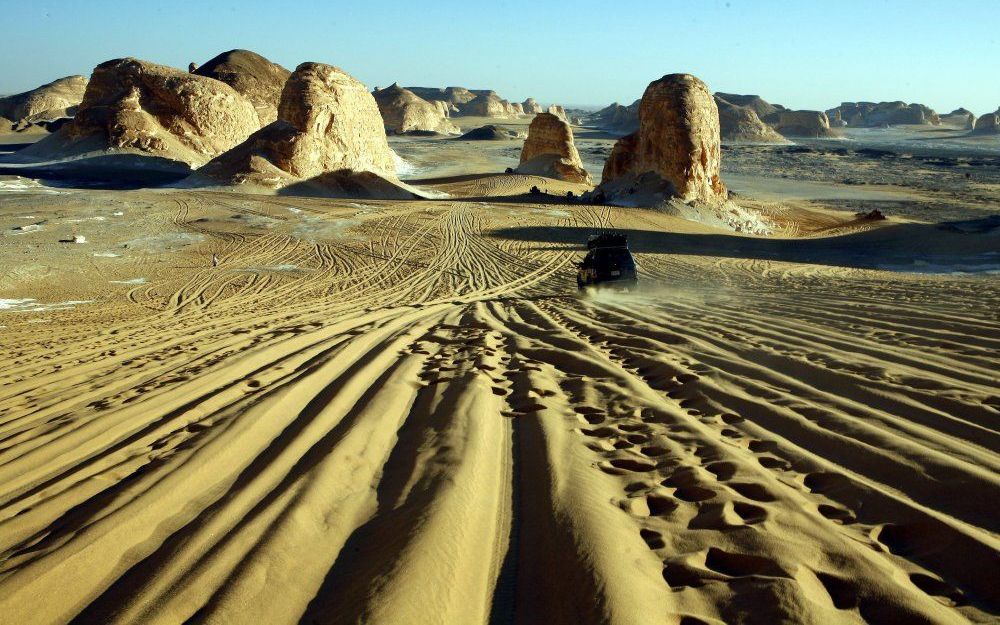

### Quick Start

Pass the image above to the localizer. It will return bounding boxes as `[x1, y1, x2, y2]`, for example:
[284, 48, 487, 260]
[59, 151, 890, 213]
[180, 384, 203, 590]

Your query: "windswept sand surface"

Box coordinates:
[0, 186, 998, 624]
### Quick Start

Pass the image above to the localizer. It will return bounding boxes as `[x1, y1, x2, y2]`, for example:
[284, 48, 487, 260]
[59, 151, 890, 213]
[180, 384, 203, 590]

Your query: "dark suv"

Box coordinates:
[577, 233, 637, 289]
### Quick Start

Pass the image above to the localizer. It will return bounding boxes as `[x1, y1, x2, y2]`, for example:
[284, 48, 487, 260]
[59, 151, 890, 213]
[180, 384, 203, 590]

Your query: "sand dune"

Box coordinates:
[0, 187, 996, 624]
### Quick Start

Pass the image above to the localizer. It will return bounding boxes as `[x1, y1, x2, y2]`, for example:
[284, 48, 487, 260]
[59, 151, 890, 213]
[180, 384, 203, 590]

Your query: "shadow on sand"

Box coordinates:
[488, 217, 1000, 272]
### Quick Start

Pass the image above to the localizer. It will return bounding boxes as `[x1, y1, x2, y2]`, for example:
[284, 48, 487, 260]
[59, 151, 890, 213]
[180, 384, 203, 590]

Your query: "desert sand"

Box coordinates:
[0, 157, 998, 625]
[0, 64, 999, 624]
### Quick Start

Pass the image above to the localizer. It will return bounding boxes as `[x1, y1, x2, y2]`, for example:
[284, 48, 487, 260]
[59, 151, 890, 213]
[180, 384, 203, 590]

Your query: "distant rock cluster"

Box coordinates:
[372, 84, 458, 136]
[826, 101, 941, 127]
[405, 86, 549, 120]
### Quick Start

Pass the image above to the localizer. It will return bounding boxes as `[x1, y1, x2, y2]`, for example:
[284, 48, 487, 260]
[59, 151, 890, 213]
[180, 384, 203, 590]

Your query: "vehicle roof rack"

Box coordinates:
[587, 232, 628, 250]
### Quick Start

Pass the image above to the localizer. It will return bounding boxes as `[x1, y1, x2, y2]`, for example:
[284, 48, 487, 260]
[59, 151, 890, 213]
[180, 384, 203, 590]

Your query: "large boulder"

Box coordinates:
[769, 110, 838, 138]
[522, 98, 543, 114]
[372, 83, 458, 135]
[191, 62, 411, 198]
[194, 49, 291, 126]
[599, 73, 726, 205]
[972, 111, 1000, 135]
[0, 75, 88, 123]
[714, 96, 786, 143]
[21, 58, 258, 166]
[515, 112, 591, 184]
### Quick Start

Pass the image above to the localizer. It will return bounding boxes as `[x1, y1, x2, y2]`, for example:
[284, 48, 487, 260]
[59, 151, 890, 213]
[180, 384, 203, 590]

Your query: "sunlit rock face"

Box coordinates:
[600, 73, 726, 204]
[26, 58, 258, 166]
[372, 83, 459, 135]
[194, 62, 399, 192]
[516, 112, 591, 184]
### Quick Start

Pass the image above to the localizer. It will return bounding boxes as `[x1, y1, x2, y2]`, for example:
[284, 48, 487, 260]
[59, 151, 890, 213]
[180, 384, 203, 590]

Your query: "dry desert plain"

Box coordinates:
[0, 114, 998, 625]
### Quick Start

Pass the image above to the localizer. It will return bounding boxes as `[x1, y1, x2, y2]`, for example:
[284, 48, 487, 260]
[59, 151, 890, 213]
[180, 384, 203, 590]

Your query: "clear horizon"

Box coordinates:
[2, 0, 998, 115]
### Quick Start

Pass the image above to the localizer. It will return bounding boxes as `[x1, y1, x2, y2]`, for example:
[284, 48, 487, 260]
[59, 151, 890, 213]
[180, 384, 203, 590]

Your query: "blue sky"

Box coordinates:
[2, 0, 998, 114]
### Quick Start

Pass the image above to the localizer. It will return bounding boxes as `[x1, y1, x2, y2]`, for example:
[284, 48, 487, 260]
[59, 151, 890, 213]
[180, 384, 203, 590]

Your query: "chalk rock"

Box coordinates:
[515, 112, 591, 184]
[194, 49, 291, 126]
[373, 83, 458, 135]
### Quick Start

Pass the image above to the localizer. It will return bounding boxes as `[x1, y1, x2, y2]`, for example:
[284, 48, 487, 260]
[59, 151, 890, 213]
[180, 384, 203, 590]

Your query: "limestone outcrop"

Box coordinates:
[372, 83, 458, 135]
[0, 75, 88, 124]
[461, 91, 513, 117]
[522, 98, 542, 114]
[194, 49, 291, 126]
[598, 73, 726, 204]
[407, 86, 476, 109]
[22, 58, 258, 166]
[714, 96, 786, 143]
[714, 93, 783, 120]
[547, 105, 567, 121]
[591, 100, 640, 132]
[769, 110, 838, 138]
[972, 111, 1000, 135]
[192, 62, 412, 198]
[515, 112, 591, 184]
[827, 101, 941, 127]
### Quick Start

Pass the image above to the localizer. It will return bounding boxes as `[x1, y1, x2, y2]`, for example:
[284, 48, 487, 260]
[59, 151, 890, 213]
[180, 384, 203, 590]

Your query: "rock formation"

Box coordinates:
[0, 75, 88, 124]
[514, 112, 591, 184]
[827, 101, 941, 127]
[372, 83, 458, 135]
[972, 111, 1000, 135]
[510, 102, 525, 115]
[769, 110, 838, 138]
[192, 62, 413, 198]
[522, 98, 542, 114]
[598, 73, 726, 204]
[194, 50, 291, 126]
[457, 125, 521, 140]
[407, 86, 477, 109]
[966, 114, 978, 130]
[461, 91, 514, 117]
[714, 93, 783, 120]
[714, 96, 786, 143]
[591, 100, 640, 132]
[22, 58, 258, 166]
[188, 62, 198, 73]
[547, 105, 567, 121]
